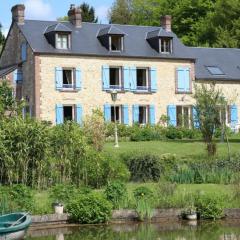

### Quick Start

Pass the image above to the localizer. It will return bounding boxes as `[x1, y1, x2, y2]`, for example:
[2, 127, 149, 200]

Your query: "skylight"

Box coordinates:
[206, 66, 225, 75]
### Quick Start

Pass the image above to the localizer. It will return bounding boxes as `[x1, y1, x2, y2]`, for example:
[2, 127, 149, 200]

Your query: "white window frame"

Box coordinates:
[62, 68, 75, 90]
[136, 67, 150, 91]
[159, 38, 173, 54]
[176, 105, 192, 128]
[63, 105, 76, 122]
[109, 66, 122, 90]
[110, 105, 122, 123]
[139, 105, 149, 125]
[56, 33, 70, 50]
[109, 35, 124, 52]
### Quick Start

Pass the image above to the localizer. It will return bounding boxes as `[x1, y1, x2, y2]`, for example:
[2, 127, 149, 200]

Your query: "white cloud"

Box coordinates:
[96, 6, 109, 23]
[3, 28, 9, 37]
[24, 0, 54, 20]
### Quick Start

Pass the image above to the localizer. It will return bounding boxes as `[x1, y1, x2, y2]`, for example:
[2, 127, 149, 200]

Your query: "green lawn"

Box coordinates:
[104, 139, 240, 159]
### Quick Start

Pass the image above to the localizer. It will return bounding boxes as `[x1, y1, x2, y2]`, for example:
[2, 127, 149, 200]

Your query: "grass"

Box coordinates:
[104, 139, 240, 158]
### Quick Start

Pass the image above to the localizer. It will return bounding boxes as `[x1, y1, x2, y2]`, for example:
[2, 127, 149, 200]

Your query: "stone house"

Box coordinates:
[0, 4, 239, 129]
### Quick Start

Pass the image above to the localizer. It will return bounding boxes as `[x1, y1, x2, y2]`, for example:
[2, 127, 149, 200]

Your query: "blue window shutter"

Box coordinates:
[56, 104, 63, 124]
[14, 69, 23, 83]
[122, 105, 129, 125]
[150, 67, 157, 92]
[75, 68, 82, 90]
[230, 105, 238, 130]
[184, 68, 190, 92]
[192, 106, 200, 128]
[55, 67, 63, 90]
[167, 105, 177, 126]
[104, 104, 111, 122]
[149, 105, 155, 125]
[177, 68, 185, 92]
[76, 104, 83, 125]
[132, 105, 139, 123]
[130, 67, 137, 91]
[102, 65, 110, 90]
[123, 66, 130, 90]
[21, 43, 27, 61]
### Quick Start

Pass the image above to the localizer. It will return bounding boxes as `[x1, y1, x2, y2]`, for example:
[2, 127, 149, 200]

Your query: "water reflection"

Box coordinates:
[27, 221, 240, 240]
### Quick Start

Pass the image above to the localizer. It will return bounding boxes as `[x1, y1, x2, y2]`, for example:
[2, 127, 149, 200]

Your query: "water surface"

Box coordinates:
[26, 221, 240, 240]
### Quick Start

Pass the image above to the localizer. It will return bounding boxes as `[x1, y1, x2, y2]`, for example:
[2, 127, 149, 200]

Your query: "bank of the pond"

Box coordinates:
[31, 208, 240, 226]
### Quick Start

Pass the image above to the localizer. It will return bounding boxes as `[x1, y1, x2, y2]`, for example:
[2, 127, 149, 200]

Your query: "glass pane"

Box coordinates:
[206, 66, 224, 75]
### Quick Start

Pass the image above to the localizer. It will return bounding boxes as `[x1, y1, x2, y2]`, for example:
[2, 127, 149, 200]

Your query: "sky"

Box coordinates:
[0, 0, 114, 36]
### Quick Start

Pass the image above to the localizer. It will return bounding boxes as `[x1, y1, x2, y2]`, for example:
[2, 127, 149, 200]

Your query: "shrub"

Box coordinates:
[49, 184, 79, 204]
[126, 153, 162, 182]
[84, 151, 130, 188]
[195, 193, 225, 220]
[133, 186, 154, 221]
[8, 184, 35, 212]
[165, 126, 183, 139]
[66, 193, 112, 224]
[104, 181, 127, 209]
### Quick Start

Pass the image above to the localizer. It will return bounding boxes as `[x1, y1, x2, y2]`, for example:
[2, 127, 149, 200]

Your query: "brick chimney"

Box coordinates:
[161, 15, 172, 32]
[68, 4, 82, 28]
[11, 4, 25, 25]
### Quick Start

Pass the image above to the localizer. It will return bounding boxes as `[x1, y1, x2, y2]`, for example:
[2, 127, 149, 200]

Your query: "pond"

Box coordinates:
[26, 221, 240, 240]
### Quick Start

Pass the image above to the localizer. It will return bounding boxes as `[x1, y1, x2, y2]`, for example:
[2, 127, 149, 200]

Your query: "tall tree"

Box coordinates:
[58, 2, 98, 23]
[108, 0, 132, 24]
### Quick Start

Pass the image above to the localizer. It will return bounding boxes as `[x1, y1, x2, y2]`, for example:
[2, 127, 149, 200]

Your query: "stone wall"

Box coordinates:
[39, 55, 194, 124]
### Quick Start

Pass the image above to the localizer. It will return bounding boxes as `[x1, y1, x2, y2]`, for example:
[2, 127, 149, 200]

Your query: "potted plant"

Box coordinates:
[52, 201, 64, 214]
[182, 204, 197, 220]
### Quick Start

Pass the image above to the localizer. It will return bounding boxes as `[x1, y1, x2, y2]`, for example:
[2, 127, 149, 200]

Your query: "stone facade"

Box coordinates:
[39, 54, 195, 124]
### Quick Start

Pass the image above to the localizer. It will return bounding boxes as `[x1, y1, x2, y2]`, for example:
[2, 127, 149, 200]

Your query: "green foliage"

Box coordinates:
[104, 181, 127, 209]
[84, 151, 130, 188]
[195, 193, 225, 220]
[66, 193, 112, 224]
[58, 2, 98, 23]
[0, 185, 35, 213]
[0, 23, 5, 51]
[133, 186, 154, 221]
[49, 184, 79, 204]
[194, 84, 228, 156]
[126, 153, 162, 182]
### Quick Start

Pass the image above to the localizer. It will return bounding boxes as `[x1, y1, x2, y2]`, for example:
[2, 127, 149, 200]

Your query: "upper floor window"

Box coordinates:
[110, 67, 122, 89]
[21, 43, 27, 61]
[63, 69, 74, 89]
[56, 33, 69, 50]
[176, 67, 191, 93]
[109, 35, 123, 51]
[137, 68, 149, 91]
[160, 38, 172, 54]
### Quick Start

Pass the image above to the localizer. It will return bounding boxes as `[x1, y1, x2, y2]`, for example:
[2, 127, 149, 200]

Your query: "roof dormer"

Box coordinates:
[147, 29, 173, 54]
[97, 26, 125, 52]
[44, 23, 72, 50]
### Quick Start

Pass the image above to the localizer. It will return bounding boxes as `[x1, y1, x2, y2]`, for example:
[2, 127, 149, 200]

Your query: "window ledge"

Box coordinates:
[59, 89, 79, 93]
[105, 89, 126, 93]
[175, 91, 192, 94]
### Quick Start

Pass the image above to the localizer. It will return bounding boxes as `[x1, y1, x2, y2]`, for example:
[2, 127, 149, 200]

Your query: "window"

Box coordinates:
[137, 68, 149, 91]
[110, 67, 121, 89]
[177, 106, 192, 128]
[63, 106, 74, 122]
[111, 106, 121, 123]
[63, 69, 74, 89]
[139, 106, 148, 124]
[109, 35, 123, 51]
[206, 66, 225, 75]
[218, 106, 231, 125]
[160, 38, 172, 53]
[56, 34, 69, 49]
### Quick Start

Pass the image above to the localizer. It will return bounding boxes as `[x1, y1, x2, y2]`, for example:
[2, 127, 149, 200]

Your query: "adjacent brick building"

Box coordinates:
[0, 4, 239, 129]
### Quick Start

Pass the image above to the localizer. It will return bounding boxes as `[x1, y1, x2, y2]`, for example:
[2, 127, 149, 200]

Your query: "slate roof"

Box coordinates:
[0, 64, 19, 78]
[18, 20, 194, 60]
[44, 23, 72, 34]
[3, 19, 240, 81]
[189, 47, 240, 80]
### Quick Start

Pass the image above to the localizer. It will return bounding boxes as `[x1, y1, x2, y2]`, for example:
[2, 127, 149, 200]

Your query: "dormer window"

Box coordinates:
[56, 33, 69, 50]
[109, 35, 123, 52]
[160, 38, 172, 54]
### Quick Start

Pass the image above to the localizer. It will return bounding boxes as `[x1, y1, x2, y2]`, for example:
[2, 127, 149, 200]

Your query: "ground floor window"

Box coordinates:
[63, 105, 75, 122]
[111, 105, 121, 123]
[218, 106, 231, 125]
[177, 105, 192, 128]
[139, 106, 148, 124]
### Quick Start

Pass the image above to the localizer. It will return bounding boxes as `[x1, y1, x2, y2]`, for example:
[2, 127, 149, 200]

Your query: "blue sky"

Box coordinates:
[0, 0, 114, 36]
